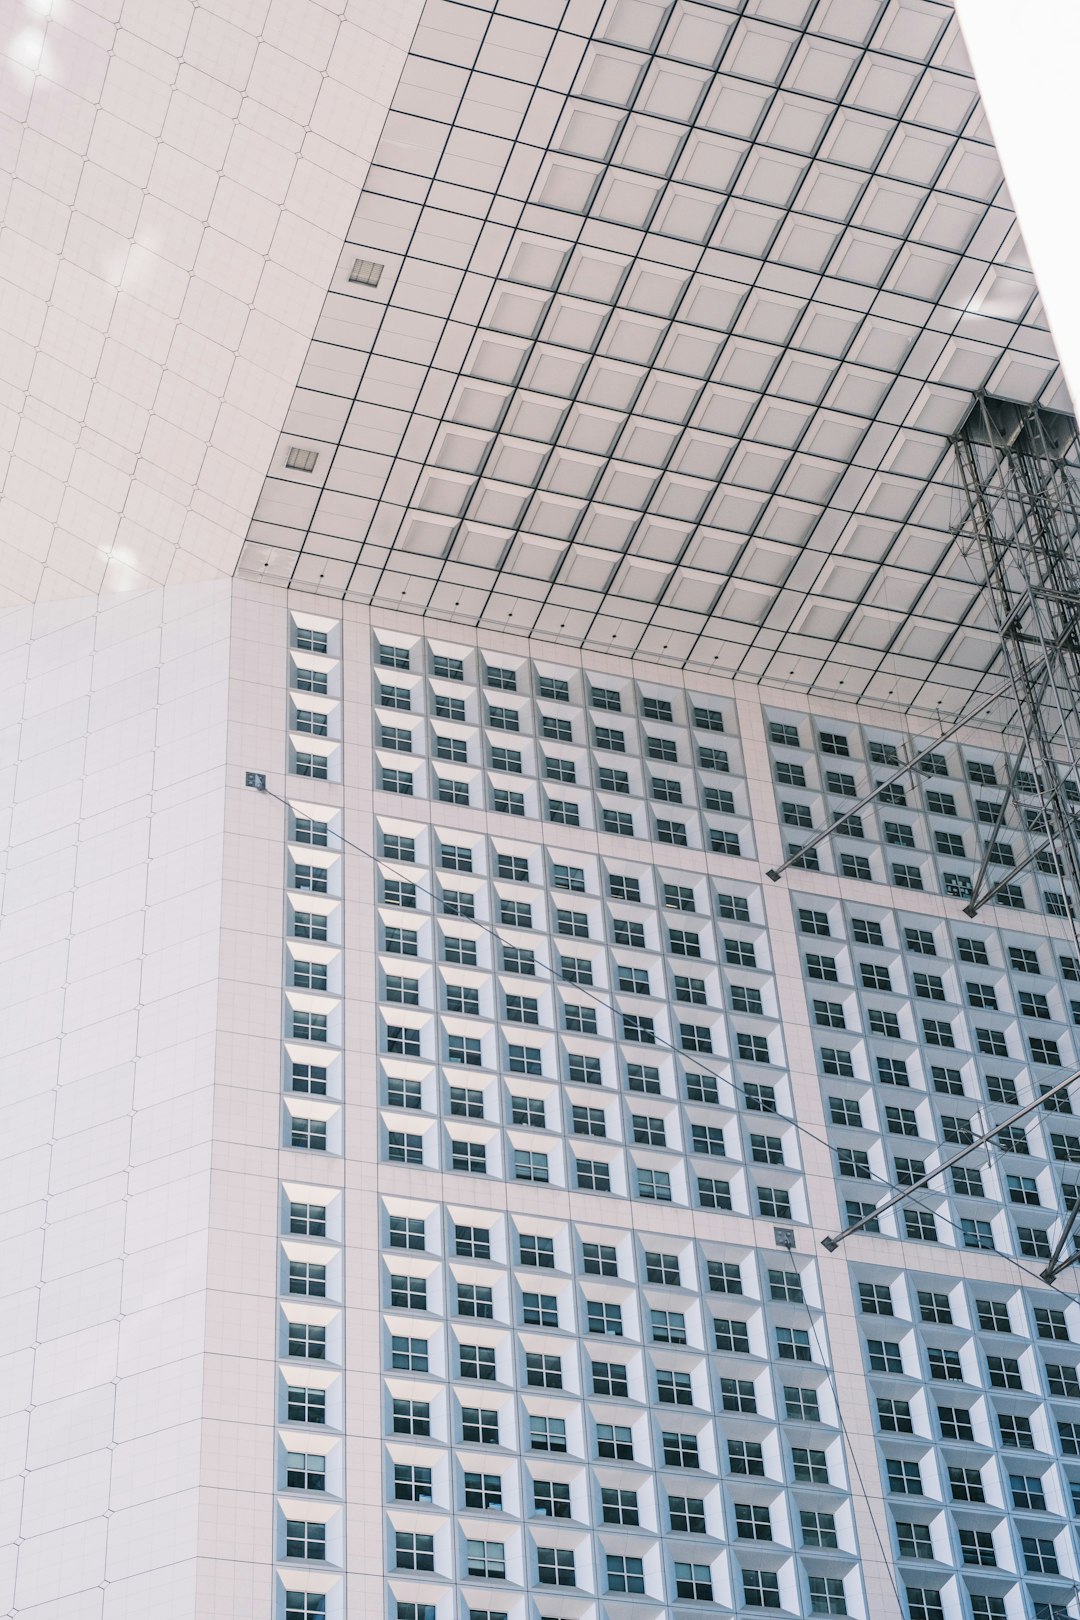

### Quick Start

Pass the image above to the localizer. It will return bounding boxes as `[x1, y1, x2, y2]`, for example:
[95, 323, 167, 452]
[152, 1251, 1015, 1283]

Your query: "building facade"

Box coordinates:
[10, 575, 1080, 1619]
[232, 590, 1080, 1620]
[2, 2, 1080, 1620]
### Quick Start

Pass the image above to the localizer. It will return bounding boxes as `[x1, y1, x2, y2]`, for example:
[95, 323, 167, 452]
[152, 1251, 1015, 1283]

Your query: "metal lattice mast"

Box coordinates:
[952, 395, 1080, 923]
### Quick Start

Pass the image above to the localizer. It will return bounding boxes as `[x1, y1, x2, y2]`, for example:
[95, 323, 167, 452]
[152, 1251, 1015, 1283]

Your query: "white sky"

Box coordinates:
[955, 0, 1080, 410]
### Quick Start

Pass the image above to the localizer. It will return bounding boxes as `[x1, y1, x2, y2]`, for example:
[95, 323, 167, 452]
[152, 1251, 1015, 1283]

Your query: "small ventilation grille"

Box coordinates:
[349, 258, 383, 286]
[286, 447, 318, 472]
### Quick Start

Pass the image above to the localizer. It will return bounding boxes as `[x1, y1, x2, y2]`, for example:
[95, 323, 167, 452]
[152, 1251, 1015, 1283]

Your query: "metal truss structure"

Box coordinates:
[953, 395, 1080, 921]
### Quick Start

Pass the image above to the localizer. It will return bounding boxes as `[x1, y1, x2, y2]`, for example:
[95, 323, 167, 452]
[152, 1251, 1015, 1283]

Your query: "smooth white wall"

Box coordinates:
[0, 581, 230, 1620]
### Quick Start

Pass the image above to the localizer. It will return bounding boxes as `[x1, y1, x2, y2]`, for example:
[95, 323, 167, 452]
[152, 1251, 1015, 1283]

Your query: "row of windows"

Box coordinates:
[362, 1595, 1080, 1620]
[382, 1334, 826, 1397]
[816, 1045, 1075, 1117]
[779, 807, 1057, 880]
[376, 863, 754, 920]
[810, 1008, 1075, 1084]
[378, 1538, 849, 1606]
[890, 1499, 1080, 1549]
[799, 904, 1077, 976]
[381, 1053, 777, 1098]
[376, 1137, 797, 1208]
[378, 1080, 785, 1149]
[375, 831, 745, 905]
[377, 968, 776, 1019]
[376, 1231, 811, 1300]
[376, 770, 746, 851]
[378, 891, 765, 960]
[372, 637, 729, 728]
[770, 760, 1064, 820]
[369, 1599, 1080, 1620]
[854, 1277, 1079, 1352]
[280, 629, 345, 1596]
[808, 962, 1080, 1023]
[864, 1359, 1080, 1414]
[764, 709, 1077, 801]
[383, 1396, 835, 1466]
[383, 1457, 847, 1533]
[379, 1016, 776, 1067]
[375, 712, 737, 775]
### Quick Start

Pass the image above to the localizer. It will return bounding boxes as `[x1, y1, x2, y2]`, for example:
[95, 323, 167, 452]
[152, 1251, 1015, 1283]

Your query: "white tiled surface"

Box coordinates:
[0, 581, 230, 1619]
[237, 0, 1071, 716]
[0, 0, 424, 608]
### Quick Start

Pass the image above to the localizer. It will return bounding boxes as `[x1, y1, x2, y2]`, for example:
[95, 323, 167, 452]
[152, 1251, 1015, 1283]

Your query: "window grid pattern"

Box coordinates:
[765, 709, 1076, 919]
[795, 876, 1080, 1260]
[371, 678, 796, 1209]
[381, 1202, 852, 1611]
[362, 637, 1080, 1618]
[372, 644, 752, 861]
[855, 1264, 1080, 1620]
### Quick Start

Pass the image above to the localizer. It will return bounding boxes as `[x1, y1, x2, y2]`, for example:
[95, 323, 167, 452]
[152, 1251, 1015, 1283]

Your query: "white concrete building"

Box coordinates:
[2, 5, 1080, 1620]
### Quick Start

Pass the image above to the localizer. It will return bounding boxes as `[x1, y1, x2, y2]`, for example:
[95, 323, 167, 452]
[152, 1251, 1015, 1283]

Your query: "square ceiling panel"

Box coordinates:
[238, 0, 1069, 717]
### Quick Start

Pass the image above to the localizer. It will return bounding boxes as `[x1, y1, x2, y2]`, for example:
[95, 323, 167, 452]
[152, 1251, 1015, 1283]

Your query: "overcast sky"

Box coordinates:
[955, 0, 1080, 409]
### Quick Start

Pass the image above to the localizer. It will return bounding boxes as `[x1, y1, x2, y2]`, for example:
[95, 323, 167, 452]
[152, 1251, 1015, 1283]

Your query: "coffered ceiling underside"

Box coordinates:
[236, 0, 1068, 716]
